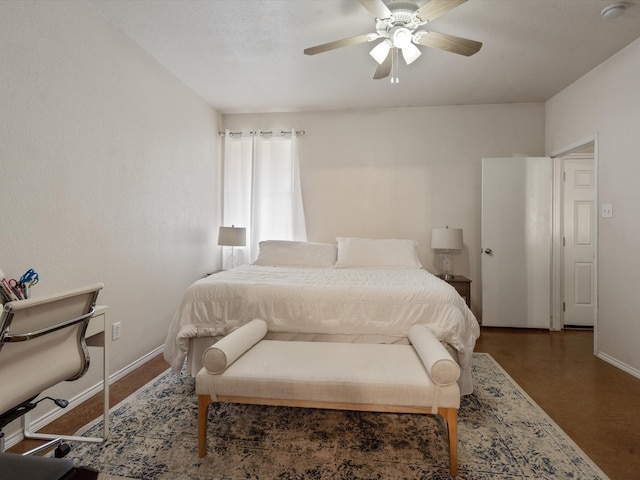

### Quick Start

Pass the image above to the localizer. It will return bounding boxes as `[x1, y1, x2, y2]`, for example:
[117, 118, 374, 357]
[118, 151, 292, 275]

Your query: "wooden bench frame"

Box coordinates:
[195, 320, 461, 476]
[197, 394, 458, 477]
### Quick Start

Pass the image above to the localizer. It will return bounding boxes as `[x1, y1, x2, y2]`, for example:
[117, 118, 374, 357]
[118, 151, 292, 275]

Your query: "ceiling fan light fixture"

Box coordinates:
[401, 41, 422, 65]
[391, 26, 413, 49]
[370, 40, 391, 64]
[304, 0, 480, 82]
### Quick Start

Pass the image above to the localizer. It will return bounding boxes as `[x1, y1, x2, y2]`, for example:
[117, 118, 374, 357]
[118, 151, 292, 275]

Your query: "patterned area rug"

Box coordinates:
[69, 353, 608, 479]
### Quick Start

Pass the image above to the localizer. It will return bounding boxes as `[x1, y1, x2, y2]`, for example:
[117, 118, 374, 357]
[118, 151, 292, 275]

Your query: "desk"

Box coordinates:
[23, 305, 110, 444]
[85, 305, 110, 440]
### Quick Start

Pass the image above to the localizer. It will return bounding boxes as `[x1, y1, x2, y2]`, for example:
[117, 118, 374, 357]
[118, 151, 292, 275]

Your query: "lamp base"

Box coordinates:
[222, 247, 237, 270]
[439, 252, 454, 281]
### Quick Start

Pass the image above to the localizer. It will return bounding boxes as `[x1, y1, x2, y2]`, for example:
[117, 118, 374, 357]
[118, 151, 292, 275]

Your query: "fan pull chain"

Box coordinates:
[391, 48, 399, 84]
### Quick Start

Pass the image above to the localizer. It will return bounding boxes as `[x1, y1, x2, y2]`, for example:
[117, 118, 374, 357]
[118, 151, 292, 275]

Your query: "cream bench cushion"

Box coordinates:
[196, 319, 461, 476]
[198, 339, 460, 410]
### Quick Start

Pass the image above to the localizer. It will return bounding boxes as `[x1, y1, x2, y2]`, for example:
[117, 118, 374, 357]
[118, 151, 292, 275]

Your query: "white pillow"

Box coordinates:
[408, 324, 460, 386]
[203, 319, 268, 374]
[335, 237, 422, 269]
[253, 240, 337, 267]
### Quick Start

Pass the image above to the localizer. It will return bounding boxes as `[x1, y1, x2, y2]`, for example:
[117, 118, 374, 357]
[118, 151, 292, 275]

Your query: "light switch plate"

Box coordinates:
[601, 203, 613, 218]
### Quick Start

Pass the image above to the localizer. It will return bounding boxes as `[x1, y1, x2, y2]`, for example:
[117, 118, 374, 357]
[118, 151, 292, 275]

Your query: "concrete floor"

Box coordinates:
[475, 327, 640, 480]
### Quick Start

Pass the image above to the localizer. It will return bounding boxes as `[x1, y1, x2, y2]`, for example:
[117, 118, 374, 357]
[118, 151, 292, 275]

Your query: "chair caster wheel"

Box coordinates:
[54, 443, 71, 458]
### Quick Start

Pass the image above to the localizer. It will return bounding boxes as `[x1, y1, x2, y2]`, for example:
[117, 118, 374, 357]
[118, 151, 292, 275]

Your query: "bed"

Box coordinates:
[163, 238, 480, 395]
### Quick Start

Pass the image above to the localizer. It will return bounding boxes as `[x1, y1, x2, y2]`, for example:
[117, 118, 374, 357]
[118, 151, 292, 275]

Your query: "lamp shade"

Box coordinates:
[217, 226, 246, 247]
[401, 42, 422, 65]
[370, 40, 391, 64]
[431, 227, 463, 250]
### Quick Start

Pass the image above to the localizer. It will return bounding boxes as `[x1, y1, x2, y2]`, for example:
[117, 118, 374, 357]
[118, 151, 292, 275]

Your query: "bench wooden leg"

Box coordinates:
[439, 407, 458, 477]
[198, 395, 211, 458]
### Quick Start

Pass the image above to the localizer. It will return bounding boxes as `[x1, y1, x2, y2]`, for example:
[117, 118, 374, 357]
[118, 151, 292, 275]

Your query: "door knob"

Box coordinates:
[484, 248, 493, 255]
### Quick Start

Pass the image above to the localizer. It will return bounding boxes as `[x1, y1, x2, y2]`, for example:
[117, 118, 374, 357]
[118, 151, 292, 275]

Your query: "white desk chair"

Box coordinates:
[0, 283, 103, 458]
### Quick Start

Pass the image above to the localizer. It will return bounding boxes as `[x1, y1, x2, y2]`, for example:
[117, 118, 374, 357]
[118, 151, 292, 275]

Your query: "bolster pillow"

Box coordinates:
[202, 319, 268, 374]
[408, 324, 460, 386]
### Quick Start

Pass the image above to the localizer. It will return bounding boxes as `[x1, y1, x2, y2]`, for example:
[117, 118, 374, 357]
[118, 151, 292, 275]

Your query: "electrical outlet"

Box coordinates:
[601, 203, 613, 218]
[112, 322, 122, 340]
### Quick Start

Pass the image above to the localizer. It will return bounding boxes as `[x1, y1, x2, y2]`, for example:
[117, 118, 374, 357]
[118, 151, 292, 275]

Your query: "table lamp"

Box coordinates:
[431, 227, 463, 280]
[218, 225, 246, 269]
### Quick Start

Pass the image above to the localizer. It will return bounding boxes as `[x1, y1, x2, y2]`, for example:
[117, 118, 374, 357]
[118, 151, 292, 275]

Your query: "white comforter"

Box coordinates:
[164, 265, 480, 393]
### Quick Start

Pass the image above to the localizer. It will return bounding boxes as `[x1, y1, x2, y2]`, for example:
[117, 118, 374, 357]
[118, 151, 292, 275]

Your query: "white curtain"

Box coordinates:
[222, 129, 307, 265]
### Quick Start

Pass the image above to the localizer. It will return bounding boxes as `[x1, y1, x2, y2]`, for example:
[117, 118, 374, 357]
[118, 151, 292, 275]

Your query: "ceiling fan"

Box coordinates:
[304, 0, 482, 82]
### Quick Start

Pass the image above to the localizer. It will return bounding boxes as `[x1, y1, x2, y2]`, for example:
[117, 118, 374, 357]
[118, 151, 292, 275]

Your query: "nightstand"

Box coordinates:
[203, 270, 223, 277]
[438, 275, 471, 308]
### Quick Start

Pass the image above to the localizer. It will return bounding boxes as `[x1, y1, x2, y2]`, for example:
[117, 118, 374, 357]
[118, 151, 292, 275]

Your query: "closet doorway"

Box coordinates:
[551, 140, 597, 335]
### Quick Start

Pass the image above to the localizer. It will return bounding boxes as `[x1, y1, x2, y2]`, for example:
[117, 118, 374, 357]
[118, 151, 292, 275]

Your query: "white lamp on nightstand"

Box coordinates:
[218, 225, 246, 269]
[431, 226, 463, 281]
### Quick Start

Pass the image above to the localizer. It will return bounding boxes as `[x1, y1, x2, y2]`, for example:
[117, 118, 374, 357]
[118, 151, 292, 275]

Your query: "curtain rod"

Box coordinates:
[218, 130, 305, 137]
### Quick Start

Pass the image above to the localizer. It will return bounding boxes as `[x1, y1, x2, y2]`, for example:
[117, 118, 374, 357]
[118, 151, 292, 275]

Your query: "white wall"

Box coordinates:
[223, 104, 545, 317]
[546, 38, 640, 377]
[0, 0, 221, 441]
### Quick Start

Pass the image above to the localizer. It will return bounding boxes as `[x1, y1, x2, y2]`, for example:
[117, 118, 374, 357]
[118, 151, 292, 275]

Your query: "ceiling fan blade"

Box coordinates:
[415, 0, 467, 23]
[415, 31, 482, 56]
[373, 48, 393, 79]
[304, 33, 377, 56]
[358, 0, 391, 18]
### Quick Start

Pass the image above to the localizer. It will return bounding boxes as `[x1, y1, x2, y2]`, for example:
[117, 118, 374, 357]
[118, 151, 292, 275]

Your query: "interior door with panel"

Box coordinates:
[481, 157, 552, 328]
[562, 157, 595, 327]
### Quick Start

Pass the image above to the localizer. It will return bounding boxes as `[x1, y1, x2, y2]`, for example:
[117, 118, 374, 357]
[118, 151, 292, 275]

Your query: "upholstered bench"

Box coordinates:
[196, 319, 461, 476]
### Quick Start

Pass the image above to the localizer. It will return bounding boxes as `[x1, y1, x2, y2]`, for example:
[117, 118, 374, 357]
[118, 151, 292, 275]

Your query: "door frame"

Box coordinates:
[550, 135, 599, 353]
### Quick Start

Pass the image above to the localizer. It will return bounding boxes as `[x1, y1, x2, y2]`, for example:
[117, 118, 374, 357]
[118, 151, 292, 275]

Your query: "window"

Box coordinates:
[222, 130, 306, 265]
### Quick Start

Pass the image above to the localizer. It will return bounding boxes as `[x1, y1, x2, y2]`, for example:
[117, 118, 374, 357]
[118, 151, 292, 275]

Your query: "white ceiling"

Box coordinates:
[88, 0, 640, 114]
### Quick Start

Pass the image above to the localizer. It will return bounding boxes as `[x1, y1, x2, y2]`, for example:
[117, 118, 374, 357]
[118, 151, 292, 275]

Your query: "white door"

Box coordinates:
[563, 157, 595, 327]
[481, 157, 552, 328]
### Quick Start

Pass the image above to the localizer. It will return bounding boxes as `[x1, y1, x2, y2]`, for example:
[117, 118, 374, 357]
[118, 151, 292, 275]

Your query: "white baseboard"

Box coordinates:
[108, 344, 165, 385]
[3, 345, 164, 450]
[597, 351, 640, 380]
